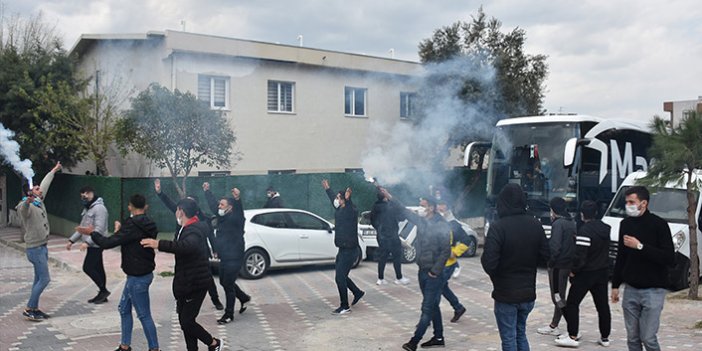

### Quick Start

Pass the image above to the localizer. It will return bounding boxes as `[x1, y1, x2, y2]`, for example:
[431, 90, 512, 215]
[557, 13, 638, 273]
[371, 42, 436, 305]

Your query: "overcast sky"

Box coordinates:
[9, 0, 702, 122]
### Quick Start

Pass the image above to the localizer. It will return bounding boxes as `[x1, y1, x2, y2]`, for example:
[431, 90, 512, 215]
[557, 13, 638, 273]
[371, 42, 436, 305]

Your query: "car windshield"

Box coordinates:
[605, 186, 697, 224]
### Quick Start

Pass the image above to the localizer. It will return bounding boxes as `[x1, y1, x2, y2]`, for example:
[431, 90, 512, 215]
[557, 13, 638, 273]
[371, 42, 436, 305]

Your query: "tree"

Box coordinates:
[642, 112, 702, 299]
[117, 84, 237, 198]
[0, 5, 90, 173]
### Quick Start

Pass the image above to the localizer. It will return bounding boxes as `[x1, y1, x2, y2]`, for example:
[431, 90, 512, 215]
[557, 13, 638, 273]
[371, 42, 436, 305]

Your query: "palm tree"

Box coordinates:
[643, 111, 702, 299]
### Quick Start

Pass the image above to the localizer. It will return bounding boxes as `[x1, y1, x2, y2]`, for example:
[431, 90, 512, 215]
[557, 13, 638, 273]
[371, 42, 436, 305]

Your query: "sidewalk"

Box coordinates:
[0, 226, 175, 275]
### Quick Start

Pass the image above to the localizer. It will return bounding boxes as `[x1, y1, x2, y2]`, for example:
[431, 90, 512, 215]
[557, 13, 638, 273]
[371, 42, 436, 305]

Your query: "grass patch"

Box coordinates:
[159, 271, 174, 277]
[694, 321, 702, 329]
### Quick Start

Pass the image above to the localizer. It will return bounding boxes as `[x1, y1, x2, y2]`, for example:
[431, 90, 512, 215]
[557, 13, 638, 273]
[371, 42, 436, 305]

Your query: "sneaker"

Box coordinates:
[217, 314, 233, 324]
[420, 336, 445, 348]
[239, 296, 251, 314]
[598, 338, 610, 347]
[331, 306, 351, 315]
[213, 301, 224, 311]
[351, 291, 365, 306]
[554, 335, 580, 347]
[92, 290, 111, 304]
[114, 346, 132, 351]
[34, 309, 50, 319]
[452, 265, 461, 278]
[450, 306, 466, 323]
[376, 279, 387, 285]
[537, 325, 561, 336]
[395, 277, 411, 285]
[402, 341, 418, 351]
[87, 292, 101, 303]
[208, 338, 223, 351]
[25, 310, 43, 322]
[22, 309, 31, 318]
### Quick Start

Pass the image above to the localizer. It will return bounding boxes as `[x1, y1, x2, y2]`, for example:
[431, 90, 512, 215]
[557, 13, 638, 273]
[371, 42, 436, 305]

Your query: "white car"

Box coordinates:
[227, 208, 367, 279]
[602, 171, 702, 291]
[359, 207, 479, 262]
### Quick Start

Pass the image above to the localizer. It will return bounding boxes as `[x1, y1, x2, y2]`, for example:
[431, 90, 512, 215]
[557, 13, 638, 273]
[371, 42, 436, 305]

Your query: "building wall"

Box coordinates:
[73, 33, 420, 177]
[664, 97, 702, 127]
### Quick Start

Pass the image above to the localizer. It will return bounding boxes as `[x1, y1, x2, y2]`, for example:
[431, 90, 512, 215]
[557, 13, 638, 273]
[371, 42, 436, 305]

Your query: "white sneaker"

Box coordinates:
[597, 338, 610, 347]
[394, 277, 411, 285]
[537, 325, 561, 336]
[376, 279, 387, 285]
[554, 335, 580, 348]
[452, 265, 461, 278]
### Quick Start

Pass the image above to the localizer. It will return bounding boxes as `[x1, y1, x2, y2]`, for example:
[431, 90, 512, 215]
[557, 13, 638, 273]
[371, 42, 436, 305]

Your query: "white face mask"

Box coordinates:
[625, 204, 642, 217]
[176, 215, 182, 226]
[333, 199, 340, 208]
[218, 209, 226, 216]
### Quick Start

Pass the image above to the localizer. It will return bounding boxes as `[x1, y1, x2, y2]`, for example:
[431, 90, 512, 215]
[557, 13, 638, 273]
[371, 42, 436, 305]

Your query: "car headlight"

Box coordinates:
[672, 230, 686, 252]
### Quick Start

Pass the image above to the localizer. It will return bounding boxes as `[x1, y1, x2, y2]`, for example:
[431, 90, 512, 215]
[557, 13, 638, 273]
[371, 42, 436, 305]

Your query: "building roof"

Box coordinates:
[69, 30, 423, 76]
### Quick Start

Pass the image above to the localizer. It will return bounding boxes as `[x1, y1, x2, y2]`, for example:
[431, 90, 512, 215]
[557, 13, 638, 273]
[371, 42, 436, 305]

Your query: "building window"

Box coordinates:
[344, 86, 367, 117]
[400, 92, 417, 119]
[268, 169, 296, 175]
[267, 81, 295, 113]
[198, 171, 231, 177]
[198, 75, 229, 109]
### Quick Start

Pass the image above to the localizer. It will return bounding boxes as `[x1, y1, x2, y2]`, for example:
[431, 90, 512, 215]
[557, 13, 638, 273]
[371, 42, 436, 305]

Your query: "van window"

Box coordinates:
[605, 186, 697, 224]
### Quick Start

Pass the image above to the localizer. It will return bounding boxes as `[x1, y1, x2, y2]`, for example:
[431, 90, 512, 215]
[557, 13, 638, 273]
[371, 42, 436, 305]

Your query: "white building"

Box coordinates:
[69, 30, 422, 176]
[663, 96, 702, 127]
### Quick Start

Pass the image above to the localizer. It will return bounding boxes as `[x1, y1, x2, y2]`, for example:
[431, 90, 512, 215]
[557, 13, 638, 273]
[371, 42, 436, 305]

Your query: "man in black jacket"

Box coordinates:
[154, 179, 223, 310]
[611, 186, 674, 351]
[370, 189, 409, 286]
[538, 197, 576, 336]
[322, 179, 365, 315]
[141, 198, 223, 351]
[481, 183, 550, 351]
[380, 189, 451, 351]
[263, 186, 284, 208]
[203, 182, 251, 325]
[90, 194, 160, 351]
[556, 200, 612, 348]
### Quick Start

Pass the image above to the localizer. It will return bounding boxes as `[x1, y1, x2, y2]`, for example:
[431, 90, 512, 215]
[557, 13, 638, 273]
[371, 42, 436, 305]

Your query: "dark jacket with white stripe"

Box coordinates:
[572, 219, 611, 273]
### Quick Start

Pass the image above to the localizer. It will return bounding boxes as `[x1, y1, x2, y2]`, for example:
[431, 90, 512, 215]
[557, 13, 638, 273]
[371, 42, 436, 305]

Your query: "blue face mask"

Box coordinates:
[22, 196, 42, 207]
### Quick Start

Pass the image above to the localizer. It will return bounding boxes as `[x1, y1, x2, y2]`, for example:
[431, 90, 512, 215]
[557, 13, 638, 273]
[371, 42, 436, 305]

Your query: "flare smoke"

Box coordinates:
[0, 123, 34, 188]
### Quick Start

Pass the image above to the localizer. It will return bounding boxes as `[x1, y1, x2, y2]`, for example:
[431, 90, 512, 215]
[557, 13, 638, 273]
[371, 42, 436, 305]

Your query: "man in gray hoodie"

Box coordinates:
[16, 162, 61, 321]
[67, 186, 110, 304]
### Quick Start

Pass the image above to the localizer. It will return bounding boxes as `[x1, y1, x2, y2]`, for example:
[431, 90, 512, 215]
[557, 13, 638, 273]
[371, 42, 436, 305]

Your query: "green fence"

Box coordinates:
[6, 169, 487, 236]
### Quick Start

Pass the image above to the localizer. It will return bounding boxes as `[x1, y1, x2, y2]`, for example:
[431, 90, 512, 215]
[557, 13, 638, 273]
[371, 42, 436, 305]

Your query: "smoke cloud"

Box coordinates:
[0, 123, 34, 188]
[361, 55, 500, 190]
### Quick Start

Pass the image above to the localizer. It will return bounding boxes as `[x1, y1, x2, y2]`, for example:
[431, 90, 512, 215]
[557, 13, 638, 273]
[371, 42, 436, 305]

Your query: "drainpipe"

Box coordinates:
[171, 53, 177, 90]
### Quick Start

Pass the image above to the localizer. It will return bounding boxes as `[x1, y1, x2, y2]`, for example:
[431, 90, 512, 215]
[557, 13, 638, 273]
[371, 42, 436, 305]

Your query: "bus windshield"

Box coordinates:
[487, 122, 579, 203]
[605, 186, 696, 224]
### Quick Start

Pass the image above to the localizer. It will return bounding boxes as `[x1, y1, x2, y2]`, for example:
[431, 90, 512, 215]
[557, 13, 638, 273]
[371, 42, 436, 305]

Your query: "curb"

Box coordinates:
[0, 235, 79, 273]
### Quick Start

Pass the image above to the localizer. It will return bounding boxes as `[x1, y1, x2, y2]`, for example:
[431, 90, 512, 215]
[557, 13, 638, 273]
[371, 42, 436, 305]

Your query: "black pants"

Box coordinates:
[207, 276, 220, 303]
[564, 268, 611, 339]
[335, 247, 362, 309]
[83, 247, 107, 292]
[176, 289, 213, 351]
[220, 260, 250, 316]
[548, 267, 569, 327]
[377, 239, 403, 280]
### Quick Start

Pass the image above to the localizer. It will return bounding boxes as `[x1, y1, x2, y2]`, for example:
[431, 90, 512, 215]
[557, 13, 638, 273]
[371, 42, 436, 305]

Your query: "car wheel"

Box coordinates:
[241, 248, 269, 280]
[352, 247, 363, 268]
[402, 244, 416, 263]
[463, 236, 478, 257]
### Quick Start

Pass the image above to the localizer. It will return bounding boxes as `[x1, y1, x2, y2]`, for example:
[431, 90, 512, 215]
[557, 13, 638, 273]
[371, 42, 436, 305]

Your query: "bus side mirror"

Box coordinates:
[563, 138, 591, 168]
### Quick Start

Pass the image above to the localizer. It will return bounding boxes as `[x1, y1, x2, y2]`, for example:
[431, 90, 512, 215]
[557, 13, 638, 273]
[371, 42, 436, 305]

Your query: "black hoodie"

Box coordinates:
[572, 219, 611, 273]
[326, 188, 359, 249]
[91, 214, 158, 277]
[481, 183, 550, 303]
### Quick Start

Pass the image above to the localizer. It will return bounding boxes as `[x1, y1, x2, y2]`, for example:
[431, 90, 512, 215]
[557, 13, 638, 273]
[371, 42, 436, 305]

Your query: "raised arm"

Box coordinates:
[155, 179, 178, 213]
[202, 182, 219, 215]
[39, 162, 61, 201]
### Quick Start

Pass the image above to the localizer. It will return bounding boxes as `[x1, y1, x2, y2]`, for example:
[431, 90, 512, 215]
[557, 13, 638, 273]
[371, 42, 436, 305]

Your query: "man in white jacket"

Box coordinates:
[66, 185, 110, 303]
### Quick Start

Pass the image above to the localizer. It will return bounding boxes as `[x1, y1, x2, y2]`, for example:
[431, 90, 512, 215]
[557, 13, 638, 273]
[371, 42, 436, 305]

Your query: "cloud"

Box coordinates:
[8, 0, 702, 123]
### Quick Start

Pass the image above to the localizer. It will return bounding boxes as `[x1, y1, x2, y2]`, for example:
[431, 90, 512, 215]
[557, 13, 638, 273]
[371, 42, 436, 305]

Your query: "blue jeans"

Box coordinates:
[26, 245, 51, 309]
[622, 285, 666, 351]
[442, 264, 464, 311]
[119, 273, 159, 349]
[411, 269, 446, 344]
[494, 300, 535, 351]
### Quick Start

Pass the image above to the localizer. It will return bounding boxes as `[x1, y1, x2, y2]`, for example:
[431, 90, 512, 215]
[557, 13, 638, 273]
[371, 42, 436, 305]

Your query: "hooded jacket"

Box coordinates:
[548, 215, 576, 269]
[16, 170, 57, 248]
[264, 193, 284, 208]
[158, 219, 214, 299]
[481, 183, 550, 303]
[91, 214, 158, 276]
[572, 219, 611, 273]
[370, 199, 403, 245]
[205, 190, 246, 262]
[69, 197, 109, 247]
[326, 188, 359, 249]
[392, 201, 451, 277]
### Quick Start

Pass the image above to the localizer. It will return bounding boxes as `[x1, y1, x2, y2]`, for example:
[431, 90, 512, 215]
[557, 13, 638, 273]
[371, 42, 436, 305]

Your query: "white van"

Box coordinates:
[602, 171, 702, 291]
